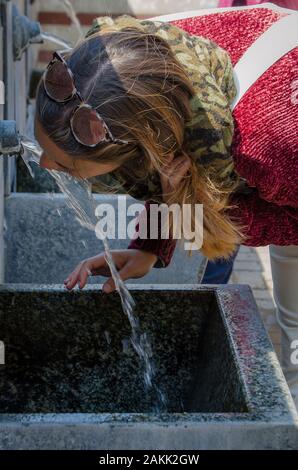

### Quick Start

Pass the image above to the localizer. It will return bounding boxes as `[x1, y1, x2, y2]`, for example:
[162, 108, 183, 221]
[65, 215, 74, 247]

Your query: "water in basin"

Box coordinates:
[0, 288, 248, 414]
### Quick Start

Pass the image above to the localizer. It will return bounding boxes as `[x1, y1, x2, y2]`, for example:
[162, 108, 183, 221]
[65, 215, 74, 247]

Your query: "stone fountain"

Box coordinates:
[0, 1, 297, 450]
[0, 283, 297, 449]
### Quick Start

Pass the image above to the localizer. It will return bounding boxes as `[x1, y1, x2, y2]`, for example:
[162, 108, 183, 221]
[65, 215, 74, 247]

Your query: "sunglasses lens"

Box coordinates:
[71, 107, 107, 146]
[45, 61, 74, 101]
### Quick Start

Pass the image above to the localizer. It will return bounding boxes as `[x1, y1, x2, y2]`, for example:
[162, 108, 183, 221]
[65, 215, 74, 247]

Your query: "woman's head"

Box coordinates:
[35, 27, 194, 180]
[35, 25, 247, 260]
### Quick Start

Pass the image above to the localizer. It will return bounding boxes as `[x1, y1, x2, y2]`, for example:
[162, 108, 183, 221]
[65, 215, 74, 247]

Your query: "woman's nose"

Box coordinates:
[40, 153, 56, 170]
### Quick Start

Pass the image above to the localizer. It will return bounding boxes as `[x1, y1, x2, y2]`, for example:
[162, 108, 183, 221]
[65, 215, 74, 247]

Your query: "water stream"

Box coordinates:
[60, 0, 84, 43]
[41, 32, 73, 51]
[41, 0, 84, 52]
[20, 136, 167, 411]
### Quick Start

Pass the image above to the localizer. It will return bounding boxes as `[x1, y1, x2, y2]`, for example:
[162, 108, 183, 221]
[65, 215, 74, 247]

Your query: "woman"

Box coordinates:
[35, 7, 298, 405]
[212, 1, 298, 285]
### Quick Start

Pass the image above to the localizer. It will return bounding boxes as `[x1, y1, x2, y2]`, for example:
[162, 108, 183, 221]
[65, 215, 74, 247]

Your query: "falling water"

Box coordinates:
[20, 136, 167, 411]
[60, 0, 84, 43]
[41, 32, 73, 51]
[19, 135, 42, 177]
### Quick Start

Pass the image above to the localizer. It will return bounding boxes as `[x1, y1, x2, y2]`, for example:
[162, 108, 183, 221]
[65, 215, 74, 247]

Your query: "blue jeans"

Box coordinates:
[201, 245, 240, 284]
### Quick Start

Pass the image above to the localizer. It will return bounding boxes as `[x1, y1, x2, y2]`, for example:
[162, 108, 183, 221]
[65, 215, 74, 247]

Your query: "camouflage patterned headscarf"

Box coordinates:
[84, 14, 249, 201]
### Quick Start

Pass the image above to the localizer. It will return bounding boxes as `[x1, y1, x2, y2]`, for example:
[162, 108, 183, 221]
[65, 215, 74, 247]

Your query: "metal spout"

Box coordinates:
[12, 4, 43, 61]
[0, 120, 21, 155]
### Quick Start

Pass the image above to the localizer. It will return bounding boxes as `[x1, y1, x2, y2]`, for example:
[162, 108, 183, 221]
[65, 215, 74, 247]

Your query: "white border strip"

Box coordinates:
[231, 12, 298, 109]
[149, 4, 298, 110]
[149, 3, 296, 22]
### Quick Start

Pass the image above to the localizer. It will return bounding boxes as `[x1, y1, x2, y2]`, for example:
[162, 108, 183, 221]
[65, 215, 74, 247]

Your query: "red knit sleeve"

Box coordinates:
[127, 200, 177, 268]
[227, 188, 298, 247]
[232, 150, 298, 210]
[128, 190, 298, 263]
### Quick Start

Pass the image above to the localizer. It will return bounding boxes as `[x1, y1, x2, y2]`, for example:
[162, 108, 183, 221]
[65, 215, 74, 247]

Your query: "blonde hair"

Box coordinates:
[36, 27, 248, 260]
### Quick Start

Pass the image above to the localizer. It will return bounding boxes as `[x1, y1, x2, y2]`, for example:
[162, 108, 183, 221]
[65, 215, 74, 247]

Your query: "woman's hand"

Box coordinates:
[64, 249, 158, 293]
[160, 152, 191, 203]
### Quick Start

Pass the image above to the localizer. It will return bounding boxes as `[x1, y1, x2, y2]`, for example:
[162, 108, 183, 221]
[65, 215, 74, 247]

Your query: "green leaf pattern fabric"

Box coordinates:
[85, 14, 249, 200]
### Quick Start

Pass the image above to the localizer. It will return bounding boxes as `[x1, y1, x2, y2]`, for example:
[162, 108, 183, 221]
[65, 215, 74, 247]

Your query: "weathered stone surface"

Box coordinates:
[4, 193, 205, 285]
[0, 284, 297, 449]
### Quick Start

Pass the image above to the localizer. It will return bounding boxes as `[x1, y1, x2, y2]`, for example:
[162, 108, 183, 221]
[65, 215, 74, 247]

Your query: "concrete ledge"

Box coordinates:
[4, 193, 205, 285]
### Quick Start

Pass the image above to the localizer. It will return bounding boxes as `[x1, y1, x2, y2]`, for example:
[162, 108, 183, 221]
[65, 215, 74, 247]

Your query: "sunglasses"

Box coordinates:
[42, 50, 129, 147]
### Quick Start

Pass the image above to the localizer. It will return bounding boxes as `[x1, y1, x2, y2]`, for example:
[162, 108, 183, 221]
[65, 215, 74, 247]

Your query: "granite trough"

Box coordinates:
[0, 283, 297, 449]
[4, 193, 206, 285]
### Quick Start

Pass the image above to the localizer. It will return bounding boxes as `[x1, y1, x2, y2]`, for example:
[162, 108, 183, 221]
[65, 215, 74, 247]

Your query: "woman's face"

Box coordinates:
[35, 117, 120, 179]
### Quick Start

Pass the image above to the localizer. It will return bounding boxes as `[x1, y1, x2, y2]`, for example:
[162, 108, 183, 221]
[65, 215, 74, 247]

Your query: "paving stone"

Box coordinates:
[234, 261, 262, 271]
[231, 271, 267, 290]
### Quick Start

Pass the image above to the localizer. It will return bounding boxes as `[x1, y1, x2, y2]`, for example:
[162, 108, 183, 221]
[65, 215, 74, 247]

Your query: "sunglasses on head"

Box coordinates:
[42, 50, 129, 147]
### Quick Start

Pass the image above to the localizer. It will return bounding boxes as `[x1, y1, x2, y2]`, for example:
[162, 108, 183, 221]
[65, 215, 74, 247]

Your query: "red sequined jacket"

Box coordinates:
[128, 7, 298, 267]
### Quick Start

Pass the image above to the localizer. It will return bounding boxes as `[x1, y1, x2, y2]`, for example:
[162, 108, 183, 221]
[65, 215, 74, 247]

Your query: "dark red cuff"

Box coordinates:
[127, 200, 177, 268]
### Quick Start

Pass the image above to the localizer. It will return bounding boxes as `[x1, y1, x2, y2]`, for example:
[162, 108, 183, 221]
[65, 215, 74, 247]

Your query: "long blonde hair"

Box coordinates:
[36, 27, 248, 260]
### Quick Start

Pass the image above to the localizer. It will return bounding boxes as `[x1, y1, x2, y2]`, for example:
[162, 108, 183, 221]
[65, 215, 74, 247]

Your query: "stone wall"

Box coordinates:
[0, 0, 36, 281]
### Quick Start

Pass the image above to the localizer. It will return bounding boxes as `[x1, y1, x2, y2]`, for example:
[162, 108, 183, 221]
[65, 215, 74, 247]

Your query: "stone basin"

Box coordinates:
[0, 283, 297, 450]
[4, 193, 205, 284]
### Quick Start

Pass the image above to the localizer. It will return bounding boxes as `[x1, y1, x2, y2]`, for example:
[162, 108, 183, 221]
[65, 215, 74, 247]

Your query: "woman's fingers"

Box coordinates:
[64, 256, 108, 290]
[64, 273, 79, 290]
[64, 252, 124, 291]
[65, 266, 91, 290]
[77, 265, 92, 289]
[64, 250, 156, 295]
